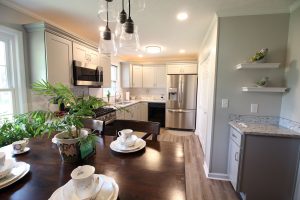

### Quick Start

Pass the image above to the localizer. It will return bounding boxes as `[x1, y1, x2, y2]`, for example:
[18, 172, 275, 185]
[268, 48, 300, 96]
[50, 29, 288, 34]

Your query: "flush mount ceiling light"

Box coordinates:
[179, 49, 186, 53]
[177, 12, 188, 21]
[145, 46, 161, 54]
[138, 54, 144, 58]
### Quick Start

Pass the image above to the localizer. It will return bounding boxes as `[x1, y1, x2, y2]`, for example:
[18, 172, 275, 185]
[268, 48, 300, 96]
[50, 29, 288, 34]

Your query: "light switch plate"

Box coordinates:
[251, 104, 258, 113]
[222, 99, 229, 108]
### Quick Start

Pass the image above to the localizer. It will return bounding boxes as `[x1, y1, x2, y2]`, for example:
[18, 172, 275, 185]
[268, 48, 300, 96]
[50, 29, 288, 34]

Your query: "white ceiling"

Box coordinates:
[1, 0, 296, 60]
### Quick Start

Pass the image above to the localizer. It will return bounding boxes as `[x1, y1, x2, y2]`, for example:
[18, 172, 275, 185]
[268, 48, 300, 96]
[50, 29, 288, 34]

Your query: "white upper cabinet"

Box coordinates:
[142, 65, 166, 88]
[45, 32, 72, 86]
[132, 65, 143, 88]
[100, 54, 111, 88]
[167, 63, 197, 74]
[121, 62, 131, 88]
[155, 65, 166, 88]
[142, 66, 155, 88]
[73, 42, 99, 65]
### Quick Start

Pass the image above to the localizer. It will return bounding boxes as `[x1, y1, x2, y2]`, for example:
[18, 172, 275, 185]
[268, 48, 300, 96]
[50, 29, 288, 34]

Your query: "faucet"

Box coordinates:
[114, 91, 122, 104]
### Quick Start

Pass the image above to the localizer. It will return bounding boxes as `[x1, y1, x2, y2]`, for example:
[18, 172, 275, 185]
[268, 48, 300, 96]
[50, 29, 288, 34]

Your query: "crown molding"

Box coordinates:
[0, 0, 97, 46]
[290, 0, 300, 12]
[217, 7, 290, 17]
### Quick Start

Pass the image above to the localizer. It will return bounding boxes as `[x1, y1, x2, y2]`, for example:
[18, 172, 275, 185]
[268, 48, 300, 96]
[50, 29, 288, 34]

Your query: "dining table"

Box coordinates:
[0, 135, 186, 200]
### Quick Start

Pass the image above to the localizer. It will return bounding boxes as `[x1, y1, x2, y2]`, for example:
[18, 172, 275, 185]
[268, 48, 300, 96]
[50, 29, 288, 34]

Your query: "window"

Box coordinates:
[0, 26, 27, 122]
[103, 65, 118, 97]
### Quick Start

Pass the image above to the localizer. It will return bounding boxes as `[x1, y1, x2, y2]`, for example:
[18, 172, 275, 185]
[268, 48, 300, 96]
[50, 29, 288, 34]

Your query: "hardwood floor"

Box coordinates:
[159, 129, 239, 200]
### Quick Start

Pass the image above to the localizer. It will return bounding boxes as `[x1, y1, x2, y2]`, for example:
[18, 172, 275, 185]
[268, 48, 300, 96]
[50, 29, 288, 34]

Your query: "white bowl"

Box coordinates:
[0, 159, 15, 179]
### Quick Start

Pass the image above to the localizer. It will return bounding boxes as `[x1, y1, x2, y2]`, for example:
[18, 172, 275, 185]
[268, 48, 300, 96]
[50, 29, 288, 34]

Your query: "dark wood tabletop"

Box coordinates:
[0, 136, 186, 200]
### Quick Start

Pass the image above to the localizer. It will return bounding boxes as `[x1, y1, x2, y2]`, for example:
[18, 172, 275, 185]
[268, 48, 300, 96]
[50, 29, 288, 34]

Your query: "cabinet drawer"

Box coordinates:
[230, 128, 242, 146]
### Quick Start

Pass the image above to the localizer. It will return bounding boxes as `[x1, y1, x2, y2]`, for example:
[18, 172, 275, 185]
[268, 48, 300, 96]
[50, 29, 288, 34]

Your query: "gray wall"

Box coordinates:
[281, 7, 300, 123]
[212, 14, 290, 174]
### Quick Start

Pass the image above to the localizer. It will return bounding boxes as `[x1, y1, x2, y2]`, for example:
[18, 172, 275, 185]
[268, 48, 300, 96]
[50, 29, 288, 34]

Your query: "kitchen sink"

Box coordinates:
[116, 101, 132, 105]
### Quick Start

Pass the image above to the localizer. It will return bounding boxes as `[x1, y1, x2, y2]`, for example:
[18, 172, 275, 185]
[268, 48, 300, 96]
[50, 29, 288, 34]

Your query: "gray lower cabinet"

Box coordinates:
[228, 127, 300, 200]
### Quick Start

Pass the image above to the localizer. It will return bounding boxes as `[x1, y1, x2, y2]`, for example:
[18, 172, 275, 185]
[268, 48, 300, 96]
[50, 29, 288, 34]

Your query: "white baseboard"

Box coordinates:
[203, 161, 230, 181]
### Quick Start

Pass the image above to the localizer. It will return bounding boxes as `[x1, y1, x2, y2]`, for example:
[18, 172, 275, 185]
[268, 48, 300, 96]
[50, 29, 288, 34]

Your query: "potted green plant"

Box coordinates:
[0, 80, 107, 162]
[31, 80, 107, 162]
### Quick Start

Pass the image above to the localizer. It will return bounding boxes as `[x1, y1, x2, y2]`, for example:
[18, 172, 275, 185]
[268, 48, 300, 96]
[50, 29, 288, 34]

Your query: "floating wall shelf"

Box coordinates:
[242, 87, 288, 93]
[236, 63, 280, 70]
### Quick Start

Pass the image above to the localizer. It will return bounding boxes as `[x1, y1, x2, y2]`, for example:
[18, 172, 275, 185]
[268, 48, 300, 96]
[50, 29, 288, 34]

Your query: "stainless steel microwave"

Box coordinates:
[72, 60, 103, 87]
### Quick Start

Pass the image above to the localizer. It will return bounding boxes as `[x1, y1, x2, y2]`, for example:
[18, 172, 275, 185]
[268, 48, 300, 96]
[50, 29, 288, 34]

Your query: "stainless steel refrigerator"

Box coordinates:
[166, 74, 197, 130]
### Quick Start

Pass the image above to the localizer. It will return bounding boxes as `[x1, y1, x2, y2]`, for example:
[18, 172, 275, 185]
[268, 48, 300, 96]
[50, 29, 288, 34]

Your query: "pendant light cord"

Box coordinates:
[106, 1, 109, 26]
[122, 0, 124, 10]
[128, 0, 131, 17]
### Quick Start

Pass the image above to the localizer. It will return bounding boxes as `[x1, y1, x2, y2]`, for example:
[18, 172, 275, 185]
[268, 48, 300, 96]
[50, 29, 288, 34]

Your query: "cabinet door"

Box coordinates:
[45, 32, 72, 86]
[155, 66, 166, 88]
[140, 102, 148, 121]
[132, 65, 143, 88]
[142, 66, 155, 88]
[88, 49, 99, 66]
[182, 64, 197, 74]
[167, 65, 181, 74]
[116, 109, 125, 119]
[100, 54, 111, 88]
[73, 42, 87, 62]
[228, 139, 240, 191]
[121, 62, 131, 88]
[124, 106, 134, 120]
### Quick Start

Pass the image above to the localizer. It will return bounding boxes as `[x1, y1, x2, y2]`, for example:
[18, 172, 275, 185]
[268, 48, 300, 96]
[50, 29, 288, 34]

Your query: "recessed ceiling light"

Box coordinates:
[145, 46, 161, 54]
[177, 12, 188, 21]
[138, 54, 144, 58]
[179, 49, 186, 53]
[99, 26, 105, 32]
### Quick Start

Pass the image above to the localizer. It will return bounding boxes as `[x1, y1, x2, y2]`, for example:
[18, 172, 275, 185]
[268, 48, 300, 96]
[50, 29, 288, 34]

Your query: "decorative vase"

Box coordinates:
[53, 129, 90, 162]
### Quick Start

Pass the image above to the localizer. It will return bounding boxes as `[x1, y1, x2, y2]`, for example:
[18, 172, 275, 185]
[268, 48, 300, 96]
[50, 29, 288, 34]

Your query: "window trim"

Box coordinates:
[0, 25, 28, 115]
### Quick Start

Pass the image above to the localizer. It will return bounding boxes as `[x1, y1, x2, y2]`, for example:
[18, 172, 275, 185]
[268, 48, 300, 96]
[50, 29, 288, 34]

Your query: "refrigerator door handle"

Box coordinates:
[168, 109, 193, 113]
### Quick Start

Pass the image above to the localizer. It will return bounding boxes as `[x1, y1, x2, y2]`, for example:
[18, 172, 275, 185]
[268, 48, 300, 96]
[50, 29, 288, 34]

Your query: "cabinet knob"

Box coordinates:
[235, 152, 239, 161]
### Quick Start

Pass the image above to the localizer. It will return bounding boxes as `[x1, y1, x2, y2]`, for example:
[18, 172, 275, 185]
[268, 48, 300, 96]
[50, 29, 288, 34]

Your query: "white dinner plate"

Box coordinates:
[110, 138, 146, 153]
[0, 162, 30, 189]
[49, 174, 119, 200]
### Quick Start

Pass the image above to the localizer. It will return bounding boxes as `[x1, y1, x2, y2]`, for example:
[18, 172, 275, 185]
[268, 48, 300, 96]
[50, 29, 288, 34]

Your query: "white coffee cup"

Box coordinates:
[71, 165, 95, 198]
[12, 138, 29, 152]
[0, 152, 5, 166]
[118, 129, 133, 141]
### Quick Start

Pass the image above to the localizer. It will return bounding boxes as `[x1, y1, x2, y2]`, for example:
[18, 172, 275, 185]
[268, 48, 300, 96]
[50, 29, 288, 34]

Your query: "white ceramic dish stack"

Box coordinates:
[49, 174, 119, 200]
[0, 161, 30, 189]
[110, 137, 146, 153]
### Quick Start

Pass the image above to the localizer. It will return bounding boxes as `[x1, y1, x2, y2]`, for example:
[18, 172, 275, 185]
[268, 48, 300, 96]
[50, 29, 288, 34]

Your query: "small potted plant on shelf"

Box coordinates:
[0, 80, 107, 162]
[249, 48, 269, 63]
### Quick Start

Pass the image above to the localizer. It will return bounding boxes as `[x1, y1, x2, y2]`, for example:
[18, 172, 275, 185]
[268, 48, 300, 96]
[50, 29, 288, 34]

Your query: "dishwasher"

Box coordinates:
[148, 103, 165, 127]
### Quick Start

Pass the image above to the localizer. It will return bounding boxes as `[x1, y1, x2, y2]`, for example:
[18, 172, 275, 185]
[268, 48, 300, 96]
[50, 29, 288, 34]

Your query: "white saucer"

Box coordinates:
[49, 174, 119, 200]
[13, 147, 30, 155]
[110, 138, 146, 153]
[0, 162, 30, 189]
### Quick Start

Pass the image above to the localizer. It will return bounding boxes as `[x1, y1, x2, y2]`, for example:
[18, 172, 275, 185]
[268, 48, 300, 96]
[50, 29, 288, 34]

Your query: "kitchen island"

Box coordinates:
[228, 121, 300, 200]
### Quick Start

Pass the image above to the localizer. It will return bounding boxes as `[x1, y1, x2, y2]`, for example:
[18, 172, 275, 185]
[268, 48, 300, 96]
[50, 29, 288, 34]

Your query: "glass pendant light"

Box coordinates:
[98, 0, 118, 22]
[119, 24, 140, 53]
[125, 0, 146, 12]
[99, 1, 117, 55]
[119, 0, 140, 52]
[115, 0, 127, 38]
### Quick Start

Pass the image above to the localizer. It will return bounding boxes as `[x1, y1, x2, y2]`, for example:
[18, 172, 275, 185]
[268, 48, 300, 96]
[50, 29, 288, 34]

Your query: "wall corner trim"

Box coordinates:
[203, 161, 230, 181]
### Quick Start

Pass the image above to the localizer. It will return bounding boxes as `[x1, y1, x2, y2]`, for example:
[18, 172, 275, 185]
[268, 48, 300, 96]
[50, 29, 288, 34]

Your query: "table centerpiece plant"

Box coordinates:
[0, 80, 108, 162]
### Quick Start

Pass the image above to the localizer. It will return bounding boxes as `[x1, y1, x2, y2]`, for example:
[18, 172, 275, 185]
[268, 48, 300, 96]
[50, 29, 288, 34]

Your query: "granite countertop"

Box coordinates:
[111, 99, 166, 109]
[229, 121, 300, 138]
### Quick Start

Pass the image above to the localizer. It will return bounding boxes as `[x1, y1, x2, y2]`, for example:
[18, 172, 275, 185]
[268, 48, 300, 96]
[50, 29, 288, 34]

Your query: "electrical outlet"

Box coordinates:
[251, 104, 258, 113]
[222, 99, 229, 108]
